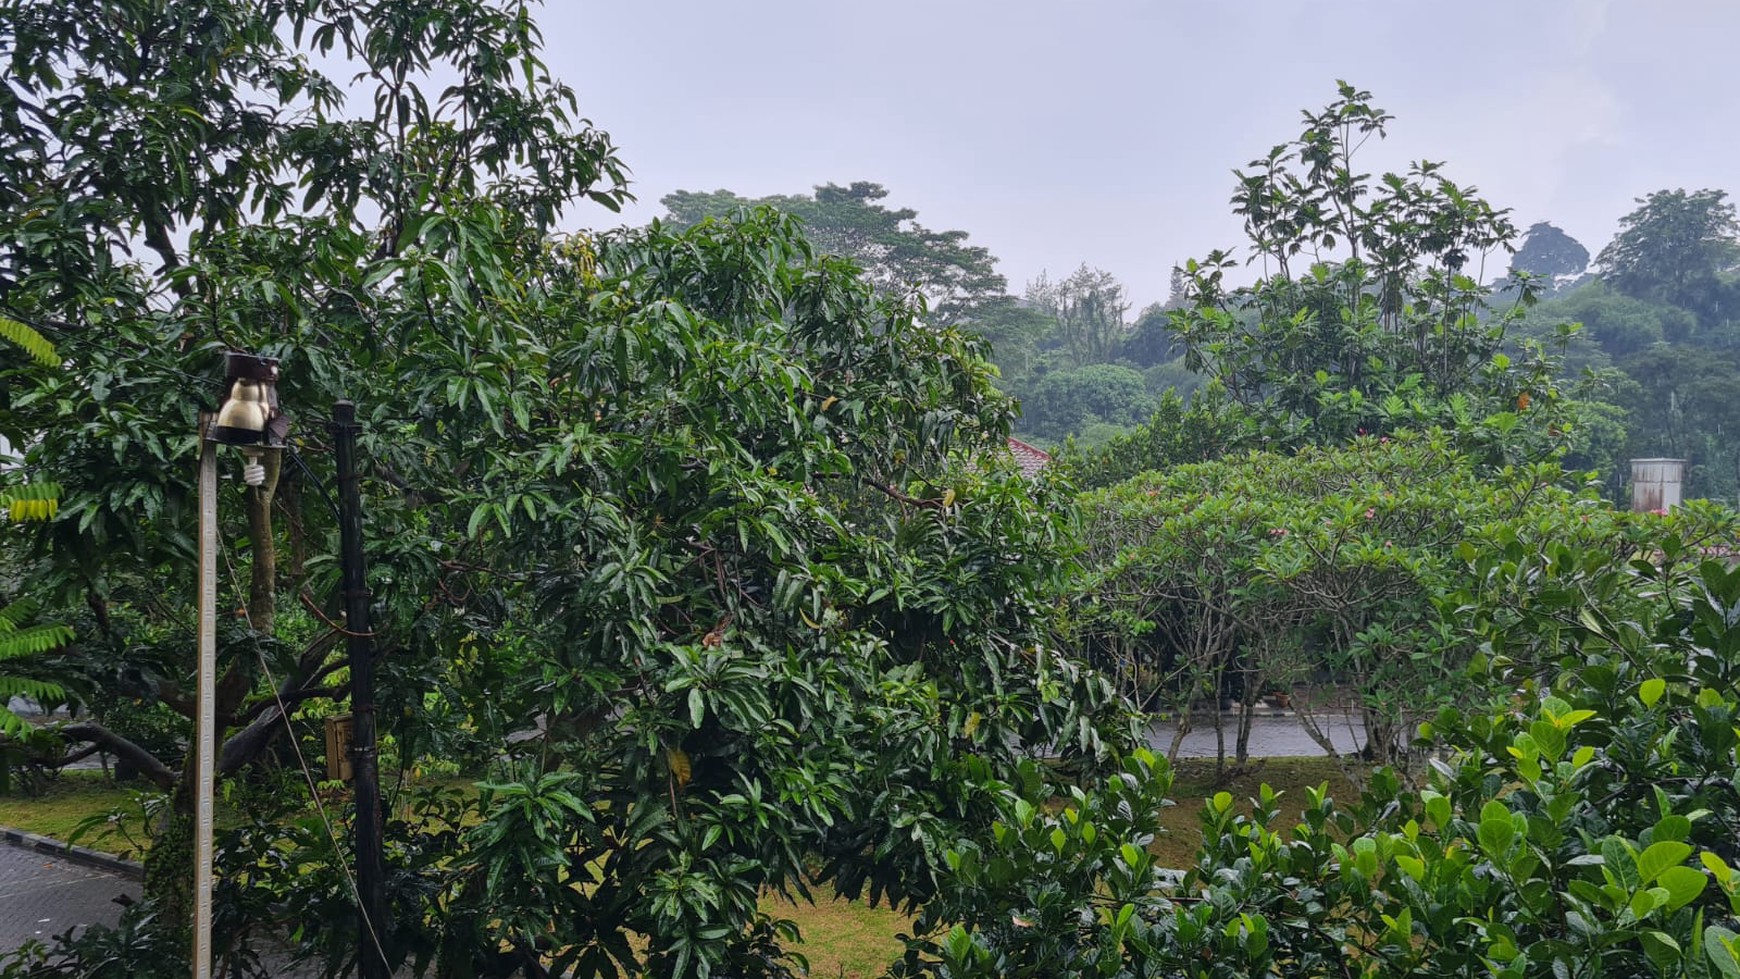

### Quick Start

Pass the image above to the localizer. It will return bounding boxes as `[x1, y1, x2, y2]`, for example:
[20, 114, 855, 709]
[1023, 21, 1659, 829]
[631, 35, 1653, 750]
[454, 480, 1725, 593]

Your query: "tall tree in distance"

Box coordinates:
[1510, 221, 1590, 279]
[1025, 264, 1131, 368]
[1597, 188, 1739, 313]
[660, 181, 1007, 324]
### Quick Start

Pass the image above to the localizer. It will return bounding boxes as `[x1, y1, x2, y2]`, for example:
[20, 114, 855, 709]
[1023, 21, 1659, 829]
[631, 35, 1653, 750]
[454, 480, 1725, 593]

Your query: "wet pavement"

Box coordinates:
[0, 841, 138, 951]
[1144, 710, 1368, 758]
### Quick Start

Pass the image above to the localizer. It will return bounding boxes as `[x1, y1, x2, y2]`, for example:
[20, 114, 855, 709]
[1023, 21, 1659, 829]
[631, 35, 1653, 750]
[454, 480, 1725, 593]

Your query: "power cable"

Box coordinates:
[217, 536, 396, 978]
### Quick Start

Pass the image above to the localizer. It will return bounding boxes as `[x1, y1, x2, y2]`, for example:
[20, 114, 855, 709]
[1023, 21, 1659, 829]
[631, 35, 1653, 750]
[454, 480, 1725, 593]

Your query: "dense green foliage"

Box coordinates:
[3, 2, 1740, 975]
[1510, 221, 1590, 280]
[1168, 83, 1571, 464]
[1075, 434, 1608, 770]
[892, 521, 1740, 978]
[1514, 192, 1740, 503]
[1598, 189, 1740, 318]
[660, 182, 1008, 326]
[0, 1, 1124, 975]
[1018, 364, 1153, 445]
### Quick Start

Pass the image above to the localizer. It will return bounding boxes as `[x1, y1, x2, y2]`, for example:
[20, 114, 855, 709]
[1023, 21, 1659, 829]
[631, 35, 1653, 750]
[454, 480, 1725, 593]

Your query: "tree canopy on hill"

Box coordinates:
[661, 182, 1007, 325]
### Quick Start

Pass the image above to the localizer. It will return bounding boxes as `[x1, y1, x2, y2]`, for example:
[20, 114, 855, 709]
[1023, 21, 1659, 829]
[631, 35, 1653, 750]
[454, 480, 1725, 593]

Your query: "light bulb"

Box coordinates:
[241, 448, 266, 487]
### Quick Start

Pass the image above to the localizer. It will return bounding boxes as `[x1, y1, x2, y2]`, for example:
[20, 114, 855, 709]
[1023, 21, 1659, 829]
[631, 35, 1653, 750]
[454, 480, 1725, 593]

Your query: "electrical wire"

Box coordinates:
[217, 536, 396, 977]
[286, 444, 343, 524]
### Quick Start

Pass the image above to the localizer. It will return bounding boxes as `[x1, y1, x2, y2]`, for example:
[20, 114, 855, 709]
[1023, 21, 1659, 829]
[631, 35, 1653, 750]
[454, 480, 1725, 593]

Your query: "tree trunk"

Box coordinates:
[1165, 702, 1192, 764]
[245, 449, 281, 634]
[1234, 685, 1258, 767]
[1361, 704, 1397, 767]
[1211, 692, 1227, 777]
[144, 774, 198, 934]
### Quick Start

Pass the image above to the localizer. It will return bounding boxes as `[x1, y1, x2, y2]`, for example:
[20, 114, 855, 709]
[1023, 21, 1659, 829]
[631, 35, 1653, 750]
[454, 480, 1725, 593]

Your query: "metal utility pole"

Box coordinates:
[194, 415, 218, 979]
[332, 400, 388, 979]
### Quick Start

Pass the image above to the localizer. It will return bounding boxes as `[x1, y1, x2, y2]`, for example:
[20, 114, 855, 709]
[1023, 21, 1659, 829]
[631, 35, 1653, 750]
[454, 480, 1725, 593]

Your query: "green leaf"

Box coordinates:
[1629, 887, 1661, 920]
[1478, 799, 1515, 856]
[1422, 790, 1451, 831]
[1657, 865, 1708, 911]
[687, 688, 705, 728]
[1707, 926, 1740, 979]
[1638, 841, 1693, 885]
[1603, 837, 1641, 890]
[0, 316, 57, 366]
[1639, 677, 1667, 707]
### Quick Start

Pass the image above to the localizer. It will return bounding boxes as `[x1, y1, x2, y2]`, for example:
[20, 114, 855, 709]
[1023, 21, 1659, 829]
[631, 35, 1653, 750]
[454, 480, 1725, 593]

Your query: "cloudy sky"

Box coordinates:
[548, 0, 1738, 308]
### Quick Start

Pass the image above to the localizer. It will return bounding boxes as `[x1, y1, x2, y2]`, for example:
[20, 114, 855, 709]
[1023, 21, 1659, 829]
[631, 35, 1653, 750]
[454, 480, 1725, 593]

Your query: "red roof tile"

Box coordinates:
[1007, 438, 1051, 478]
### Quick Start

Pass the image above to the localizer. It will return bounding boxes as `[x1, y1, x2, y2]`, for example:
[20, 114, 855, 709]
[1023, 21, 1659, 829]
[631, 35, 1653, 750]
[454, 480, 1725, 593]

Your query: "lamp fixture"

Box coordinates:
[208, 351, 289, 486]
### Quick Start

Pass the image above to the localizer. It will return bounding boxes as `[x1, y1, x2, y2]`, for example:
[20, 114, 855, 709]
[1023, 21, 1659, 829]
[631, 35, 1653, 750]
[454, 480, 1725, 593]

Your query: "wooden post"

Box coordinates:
[194, 415, 217, 979]
[333, 400, 389, 979]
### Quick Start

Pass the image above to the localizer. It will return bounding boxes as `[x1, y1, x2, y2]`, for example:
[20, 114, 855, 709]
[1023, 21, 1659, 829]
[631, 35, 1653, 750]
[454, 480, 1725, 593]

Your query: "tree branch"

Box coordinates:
[216, 628, 345, 777]
[862, 478, 944, 510]
[218, 706, 283, 778]
[228, 684, 346, 728]
[58, 722, 178, 790]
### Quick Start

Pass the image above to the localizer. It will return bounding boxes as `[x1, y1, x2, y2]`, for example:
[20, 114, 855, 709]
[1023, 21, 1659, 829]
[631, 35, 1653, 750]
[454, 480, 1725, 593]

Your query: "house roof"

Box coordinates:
[1007, 438, 1051, 478]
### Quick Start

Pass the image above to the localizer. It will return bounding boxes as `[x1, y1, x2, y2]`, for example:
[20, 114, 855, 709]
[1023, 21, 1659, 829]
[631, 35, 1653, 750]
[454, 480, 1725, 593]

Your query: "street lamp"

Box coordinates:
[194, 351, 286, 979]
[208, 351, 288, 482]
[197, 366, 390, 979]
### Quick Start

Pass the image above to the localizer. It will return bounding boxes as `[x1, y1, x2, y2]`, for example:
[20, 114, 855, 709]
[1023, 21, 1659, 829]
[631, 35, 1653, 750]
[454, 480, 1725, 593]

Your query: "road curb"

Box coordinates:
[0, 825, 144, 880]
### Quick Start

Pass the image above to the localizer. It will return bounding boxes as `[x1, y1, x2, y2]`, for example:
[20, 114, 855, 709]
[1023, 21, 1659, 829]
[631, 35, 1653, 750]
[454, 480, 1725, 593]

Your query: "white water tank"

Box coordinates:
[1630, 458, 1686, 512]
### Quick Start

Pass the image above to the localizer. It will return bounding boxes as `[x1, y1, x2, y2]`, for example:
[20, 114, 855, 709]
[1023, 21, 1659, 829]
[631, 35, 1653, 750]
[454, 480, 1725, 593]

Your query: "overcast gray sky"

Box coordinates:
[550, 0, 1739, 308]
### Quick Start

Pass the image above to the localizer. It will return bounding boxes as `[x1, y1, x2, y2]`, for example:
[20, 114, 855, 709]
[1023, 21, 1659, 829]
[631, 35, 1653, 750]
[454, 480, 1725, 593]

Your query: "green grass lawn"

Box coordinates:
[0, 757, 1357, 978]
[0, 770, 146, 858]
[1153, 755, 1359, 869]
[767, 885, 912, 979]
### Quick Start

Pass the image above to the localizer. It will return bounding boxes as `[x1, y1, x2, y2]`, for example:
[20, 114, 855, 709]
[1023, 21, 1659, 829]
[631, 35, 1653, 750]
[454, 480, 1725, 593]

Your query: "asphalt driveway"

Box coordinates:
[0, 840, 137, 951]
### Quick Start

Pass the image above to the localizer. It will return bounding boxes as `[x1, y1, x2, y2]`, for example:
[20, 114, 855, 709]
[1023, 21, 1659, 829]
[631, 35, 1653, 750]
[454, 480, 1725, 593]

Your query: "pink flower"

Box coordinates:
[1364, 508, 1375, 520]
[1268, 527, 1288, 537]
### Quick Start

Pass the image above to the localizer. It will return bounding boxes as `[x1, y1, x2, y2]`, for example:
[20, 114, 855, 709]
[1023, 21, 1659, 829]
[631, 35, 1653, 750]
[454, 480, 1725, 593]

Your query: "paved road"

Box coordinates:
[0, 842, 138, 951]
[1145, 710, 1367, 758]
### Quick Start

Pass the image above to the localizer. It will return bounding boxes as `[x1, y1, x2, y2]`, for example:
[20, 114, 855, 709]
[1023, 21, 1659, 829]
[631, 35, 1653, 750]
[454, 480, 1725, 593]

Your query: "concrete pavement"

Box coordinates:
[0, 840, 138, 951]
[1145, 710, 1368, 758]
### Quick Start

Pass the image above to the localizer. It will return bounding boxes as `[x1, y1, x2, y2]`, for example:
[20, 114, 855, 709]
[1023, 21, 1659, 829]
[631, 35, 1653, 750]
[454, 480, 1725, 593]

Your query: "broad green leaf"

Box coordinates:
[1708, 925, 1740, 979]
[1478, 800, 1515, 856]
[1638, 841, 1693, 885]
[1639, 677, 1667, 707]
[1657, 865, 1708, 911]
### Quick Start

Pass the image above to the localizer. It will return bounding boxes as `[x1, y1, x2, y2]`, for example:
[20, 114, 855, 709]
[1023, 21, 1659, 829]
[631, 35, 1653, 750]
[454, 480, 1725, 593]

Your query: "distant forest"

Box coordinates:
[661, 183, 1740, 503]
